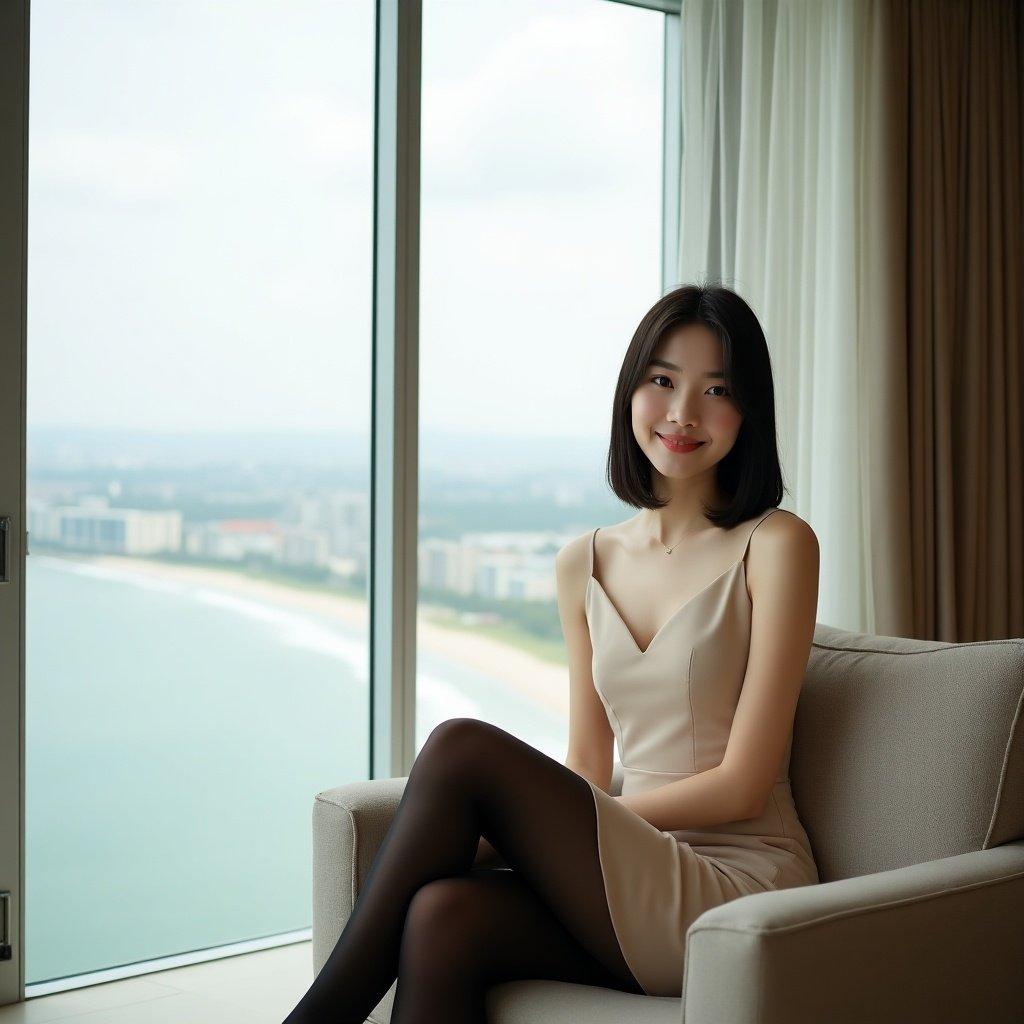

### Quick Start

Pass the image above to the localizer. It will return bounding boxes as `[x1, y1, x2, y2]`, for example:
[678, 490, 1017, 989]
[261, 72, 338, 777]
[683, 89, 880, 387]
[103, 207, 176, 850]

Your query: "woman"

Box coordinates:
[283, 282, 820, 1023]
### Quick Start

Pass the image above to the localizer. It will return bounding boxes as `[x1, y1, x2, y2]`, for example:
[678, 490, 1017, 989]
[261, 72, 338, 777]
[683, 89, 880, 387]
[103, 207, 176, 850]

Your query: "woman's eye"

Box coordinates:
[649, 376, 730, 398]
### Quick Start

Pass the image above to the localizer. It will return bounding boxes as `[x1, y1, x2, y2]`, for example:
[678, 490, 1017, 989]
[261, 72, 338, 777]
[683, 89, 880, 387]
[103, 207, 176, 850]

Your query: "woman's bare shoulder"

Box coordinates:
[758, 507, 817, 545]
[748, 508, 820, 587]
[556, 518, 636, 573]
[555, 529, 591, 575]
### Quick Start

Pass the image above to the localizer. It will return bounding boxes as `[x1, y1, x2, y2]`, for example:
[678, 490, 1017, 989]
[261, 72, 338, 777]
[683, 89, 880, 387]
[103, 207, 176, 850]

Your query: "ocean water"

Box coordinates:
[25, 555, 567, 984]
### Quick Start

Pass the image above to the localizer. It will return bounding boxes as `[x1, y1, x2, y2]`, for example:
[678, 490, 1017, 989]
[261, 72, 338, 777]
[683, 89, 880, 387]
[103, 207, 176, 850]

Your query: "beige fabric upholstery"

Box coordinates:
[683, 840, 1024, 1023]
[794, 625, 1024, 879]
[311, 623, 1024, 1023]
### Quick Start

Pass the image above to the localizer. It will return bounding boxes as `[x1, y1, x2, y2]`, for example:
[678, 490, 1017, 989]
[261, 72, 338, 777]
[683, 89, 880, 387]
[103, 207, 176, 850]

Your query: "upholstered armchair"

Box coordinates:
[310, 623, 1024, 1023]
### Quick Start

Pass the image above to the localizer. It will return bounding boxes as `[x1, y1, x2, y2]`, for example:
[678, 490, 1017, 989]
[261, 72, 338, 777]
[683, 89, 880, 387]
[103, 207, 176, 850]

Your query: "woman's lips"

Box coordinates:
[657, 433, 705, 453]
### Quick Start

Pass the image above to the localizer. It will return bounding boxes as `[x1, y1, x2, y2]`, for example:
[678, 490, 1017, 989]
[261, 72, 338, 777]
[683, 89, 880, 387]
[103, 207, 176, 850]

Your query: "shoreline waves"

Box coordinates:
[83, 554, 571, 720]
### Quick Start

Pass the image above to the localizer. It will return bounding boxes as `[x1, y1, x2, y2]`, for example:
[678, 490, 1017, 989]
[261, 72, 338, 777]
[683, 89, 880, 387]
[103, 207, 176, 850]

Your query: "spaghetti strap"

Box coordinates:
[740, 507, 781, 566]
[589, 527, 599, 577]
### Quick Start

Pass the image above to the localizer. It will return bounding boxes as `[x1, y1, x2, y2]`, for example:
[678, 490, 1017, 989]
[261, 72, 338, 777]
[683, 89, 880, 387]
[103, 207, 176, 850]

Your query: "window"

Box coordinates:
[416, 0, 664, 757]
[11, 0, 675, 994]
[26, 0, 374, 985]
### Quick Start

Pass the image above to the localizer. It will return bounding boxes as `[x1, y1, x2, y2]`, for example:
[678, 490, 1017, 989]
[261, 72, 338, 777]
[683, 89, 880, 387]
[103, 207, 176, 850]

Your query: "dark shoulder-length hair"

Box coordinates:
[606, 281, 786, 530]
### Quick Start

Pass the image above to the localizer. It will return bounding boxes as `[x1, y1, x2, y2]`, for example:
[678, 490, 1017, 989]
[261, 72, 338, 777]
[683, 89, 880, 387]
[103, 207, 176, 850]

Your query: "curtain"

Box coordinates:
[676, 0, 1023, 640]
[893, 0, 1023, 640]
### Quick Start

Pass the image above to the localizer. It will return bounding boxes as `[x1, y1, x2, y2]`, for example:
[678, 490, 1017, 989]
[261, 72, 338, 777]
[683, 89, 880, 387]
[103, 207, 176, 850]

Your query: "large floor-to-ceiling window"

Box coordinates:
[416, 0, 665, 758]
[5, 0, 675, 1000]
[25, 0, 375, 986]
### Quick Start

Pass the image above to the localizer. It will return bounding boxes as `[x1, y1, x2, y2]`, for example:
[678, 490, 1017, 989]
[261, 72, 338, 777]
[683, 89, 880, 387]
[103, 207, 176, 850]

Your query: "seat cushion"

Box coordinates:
[485, 979, 680, 1023]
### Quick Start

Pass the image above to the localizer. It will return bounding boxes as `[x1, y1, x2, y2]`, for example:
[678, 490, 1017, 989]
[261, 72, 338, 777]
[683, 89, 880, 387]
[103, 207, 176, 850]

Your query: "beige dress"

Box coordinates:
[584, 507, 819, 997]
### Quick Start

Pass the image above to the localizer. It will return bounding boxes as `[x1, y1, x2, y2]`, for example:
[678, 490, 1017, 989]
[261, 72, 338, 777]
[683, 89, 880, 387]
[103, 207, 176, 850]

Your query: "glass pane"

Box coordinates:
[26, 0, 374, 985]
[418, 0, 664, 758]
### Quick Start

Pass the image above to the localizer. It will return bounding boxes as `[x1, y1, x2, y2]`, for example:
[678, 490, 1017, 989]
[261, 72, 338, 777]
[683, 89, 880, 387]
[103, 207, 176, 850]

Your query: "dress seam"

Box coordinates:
[686, 647, 697, 772]
[599, 685, 627, 756]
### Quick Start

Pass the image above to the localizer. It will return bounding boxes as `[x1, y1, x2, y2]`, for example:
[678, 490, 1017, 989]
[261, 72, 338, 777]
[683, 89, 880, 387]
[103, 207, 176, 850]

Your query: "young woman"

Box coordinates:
[282, 282, 821, 1023]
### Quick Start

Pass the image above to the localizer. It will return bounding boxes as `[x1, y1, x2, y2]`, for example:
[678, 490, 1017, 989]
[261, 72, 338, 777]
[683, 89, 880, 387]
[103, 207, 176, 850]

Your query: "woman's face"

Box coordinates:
[630, 323, 743, 481]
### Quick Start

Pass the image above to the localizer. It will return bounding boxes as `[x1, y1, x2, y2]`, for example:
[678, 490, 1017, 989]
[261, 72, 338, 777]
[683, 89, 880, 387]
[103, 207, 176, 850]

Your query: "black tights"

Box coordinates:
[282, 717, 645, 1024]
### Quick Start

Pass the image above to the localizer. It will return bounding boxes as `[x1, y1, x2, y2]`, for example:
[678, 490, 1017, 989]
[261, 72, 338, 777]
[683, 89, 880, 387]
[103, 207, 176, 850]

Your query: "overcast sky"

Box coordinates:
[27, 0, 663, 438]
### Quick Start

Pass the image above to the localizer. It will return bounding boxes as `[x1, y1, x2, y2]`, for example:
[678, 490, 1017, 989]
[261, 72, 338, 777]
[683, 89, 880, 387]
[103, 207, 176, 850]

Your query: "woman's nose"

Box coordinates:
[667, 388, 702, 424]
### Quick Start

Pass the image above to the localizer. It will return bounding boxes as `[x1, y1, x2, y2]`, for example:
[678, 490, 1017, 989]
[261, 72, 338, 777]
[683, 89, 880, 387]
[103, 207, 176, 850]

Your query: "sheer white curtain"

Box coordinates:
[676, 0, 899, 634]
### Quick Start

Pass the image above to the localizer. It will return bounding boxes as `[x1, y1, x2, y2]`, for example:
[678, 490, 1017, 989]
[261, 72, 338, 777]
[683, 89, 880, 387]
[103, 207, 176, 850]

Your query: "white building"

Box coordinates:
[182, 519, 281, 562]
[419, 532, 560, 602]
[27, 498, 182, 556]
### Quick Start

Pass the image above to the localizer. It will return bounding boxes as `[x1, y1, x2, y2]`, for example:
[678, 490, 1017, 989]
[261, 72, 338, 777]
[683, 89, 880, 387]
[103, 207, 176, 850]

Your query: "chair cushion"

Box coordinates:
[790, 624, 1024, 882]
[485, 979, 680, 1023]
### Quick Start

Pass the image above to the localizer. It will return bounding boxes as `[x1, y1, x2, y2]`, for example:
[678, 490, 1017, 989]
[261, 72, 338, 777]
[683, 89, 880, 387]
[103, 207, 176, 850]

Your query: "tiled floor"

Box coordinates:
[0, 942, 314, 1023]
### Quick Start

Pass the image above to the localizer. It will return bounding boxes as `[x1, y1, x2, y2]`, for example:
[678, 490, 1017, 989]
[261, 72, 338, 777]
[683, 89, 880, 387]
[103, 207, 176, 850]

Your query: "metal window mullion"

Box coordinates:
[661, 8, 682, 292]
[371, 0, 421, 782]
[0, 0, 28, 1006]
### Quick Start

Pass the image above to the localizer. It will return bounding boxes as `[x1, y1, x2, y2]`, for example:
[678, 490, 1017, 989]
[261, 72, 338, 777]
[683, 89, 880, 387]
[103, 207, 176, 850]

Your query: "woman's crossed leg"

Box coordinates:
[393, 866, 640, 1020]
[282, 717, 645, 1024]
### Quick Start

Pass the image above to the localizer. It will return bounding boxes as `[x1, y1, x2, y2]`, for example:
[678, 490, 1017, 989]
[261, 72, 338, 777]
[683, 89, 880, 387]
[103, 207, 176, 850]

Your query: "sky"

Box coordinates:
[27, 0, 664, 439]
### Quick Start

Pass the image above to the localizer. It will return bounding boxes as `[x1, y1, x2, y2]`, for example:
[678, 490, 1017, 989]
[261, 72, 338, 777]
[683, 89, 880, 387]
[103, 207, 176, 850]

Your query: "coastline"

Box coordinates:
[85, 555, 571, 719]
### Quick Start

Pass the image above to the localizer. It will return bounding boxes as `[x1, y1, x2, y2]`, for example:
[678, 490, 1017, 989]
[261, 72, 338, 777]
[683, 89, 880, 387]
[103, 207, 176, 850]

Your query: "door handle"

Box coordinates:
[0, 516, 9, 583]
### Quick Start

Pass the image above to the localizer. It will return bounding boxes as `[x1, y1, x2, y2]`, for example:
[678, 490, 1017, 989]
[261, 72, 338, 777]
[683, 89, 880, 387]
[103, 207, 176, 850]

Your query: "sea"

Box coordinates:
[25, 554, 567, 984]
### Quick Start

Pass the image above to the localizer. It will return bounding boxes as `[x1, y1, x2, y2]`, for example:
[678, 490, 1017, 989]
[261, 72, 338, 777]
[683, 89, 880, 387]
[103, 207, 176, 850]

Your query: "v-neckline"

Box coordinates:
[587, 559, 746, 657]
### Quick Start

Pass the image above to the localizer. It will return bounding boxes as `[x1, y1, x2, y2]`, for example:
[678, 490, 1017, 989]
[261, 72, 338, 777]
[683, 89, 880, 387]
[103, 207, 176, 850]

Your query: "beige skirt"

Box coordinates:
[586, 779, 820, 997]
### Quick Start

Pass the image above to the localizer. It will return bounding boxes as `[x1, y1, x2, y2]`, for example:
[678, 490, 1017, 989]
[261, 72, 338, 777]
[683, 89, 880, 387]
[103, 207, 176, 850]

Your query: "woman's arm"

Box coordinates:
[556, 534, 616, 791]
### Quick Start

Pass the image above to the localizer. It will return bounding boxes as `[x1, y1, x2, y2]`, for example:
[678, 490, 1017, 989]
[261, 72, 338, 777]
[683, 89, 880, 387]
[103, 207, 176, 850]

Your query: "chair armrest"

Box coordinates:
[311, 776, 408, 976]
[681, 840, 1024, 1024]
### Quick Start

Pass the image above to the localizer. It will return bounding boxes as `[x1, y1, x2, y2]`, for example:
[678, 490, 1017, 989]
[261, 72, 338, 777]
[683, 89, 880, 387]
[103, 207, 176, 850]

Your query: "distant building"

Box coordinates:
[183, 519, 281, 562]
[419, 537, 477, 594]
[27, 498, 182, 555]
[285, 489, 369, 575]
[278, 525, 330, 569]
[419, 532, 558, 602]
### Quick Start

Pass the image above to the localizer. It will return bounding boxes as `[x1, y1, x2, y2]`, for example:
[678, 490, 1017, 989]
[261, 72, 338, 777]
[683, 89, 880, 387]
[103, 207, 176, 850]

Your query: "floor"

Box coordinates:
[0, 942, 315, 1023]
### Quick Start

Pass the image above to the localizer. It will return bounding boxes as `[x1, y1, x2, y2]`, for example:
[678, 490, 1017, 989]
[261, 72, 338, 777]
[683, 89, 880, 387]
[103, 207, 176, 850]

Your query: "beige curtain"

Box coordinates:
[890, 0, 1023, 640]
[678, 0, 892, 635]
[678, 0, 1023, 641]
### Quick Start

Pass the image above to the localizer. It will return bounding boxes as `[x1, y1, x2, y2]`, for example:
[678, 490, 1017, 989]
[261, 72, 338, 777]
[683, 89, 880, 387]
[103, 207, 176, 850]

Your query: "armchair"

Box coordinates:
[311, 623, 1024, 1023]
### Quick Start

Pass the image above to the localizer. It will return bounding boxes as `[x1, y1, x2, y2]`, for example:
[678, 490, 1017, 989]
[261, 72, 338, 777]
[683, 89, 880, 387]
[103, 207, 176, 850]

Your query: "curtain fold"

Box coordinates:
[678, 0, 878, 634]
[677, 0, 1023, 640]
[896, 0, 1023, 640]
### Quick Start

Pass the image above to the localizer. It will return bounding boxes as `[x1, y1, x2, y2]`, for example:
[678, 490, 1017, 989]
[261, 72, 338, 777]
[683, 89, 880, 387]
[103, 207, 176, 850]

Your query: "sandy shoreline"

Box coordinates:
[86, 555, 571, 719]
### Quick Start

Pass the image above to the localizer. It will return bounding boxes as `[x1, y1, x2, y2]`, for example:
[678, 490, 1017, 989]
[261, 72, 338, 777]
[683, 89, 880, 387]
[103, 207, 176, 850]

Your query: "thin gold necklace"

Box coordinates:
[655, 526, 699, 555]
[645, 512, 708, 554]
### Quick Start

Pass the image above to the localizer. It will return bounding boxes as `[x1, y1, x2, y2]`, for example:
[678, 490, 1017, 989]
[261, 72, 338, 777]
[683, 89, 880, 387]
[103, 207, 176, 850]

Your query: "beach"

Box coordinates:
[25, 551, 574, 984]
[89, 555, 572, 719]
